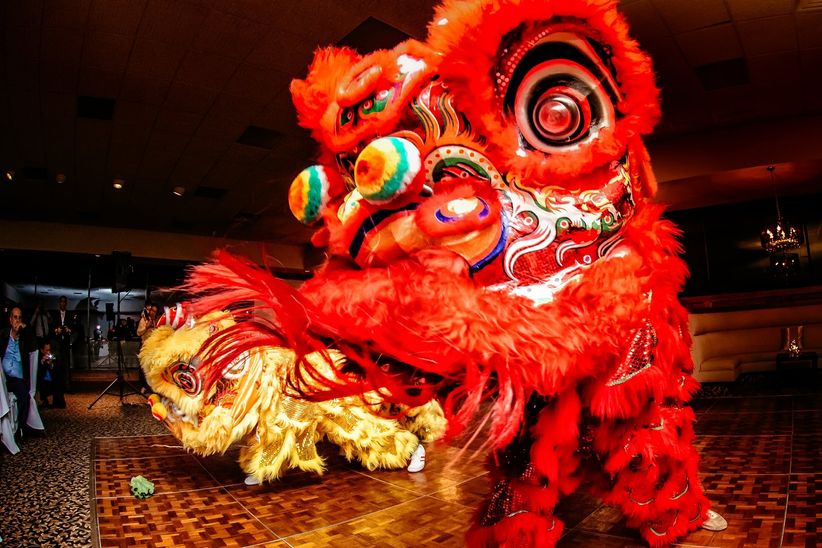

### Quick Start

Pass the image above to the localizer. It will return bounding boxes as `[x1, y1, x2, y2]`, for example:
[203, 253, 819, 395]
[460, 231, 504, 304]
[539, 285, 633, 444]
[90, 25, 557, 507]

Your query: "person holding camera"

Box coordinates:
[37, 340, 65, 408]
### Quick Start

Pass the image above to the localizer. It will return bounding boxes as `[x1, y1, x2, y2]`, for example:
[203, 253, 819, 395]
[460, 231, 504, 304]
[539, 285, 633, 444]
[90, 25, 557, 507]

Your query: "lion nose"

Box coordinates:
[354, 136, 422, 204]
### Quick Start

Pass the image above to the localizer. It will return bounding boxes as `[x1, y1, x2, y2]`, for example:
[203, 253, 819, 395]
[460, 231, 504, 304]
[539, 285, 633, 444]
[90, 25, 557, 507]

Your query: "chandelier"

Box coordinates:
[760, 166, 802, 253]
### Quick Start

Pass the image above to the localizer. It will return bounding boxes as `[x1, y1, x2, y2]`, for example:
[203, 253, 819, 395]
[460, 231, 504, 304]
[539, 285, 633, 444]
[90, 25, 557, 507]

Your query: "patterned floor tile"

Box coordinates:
[196, 448, 248, 486]
[792, 393, 822, 411]
[689, 399, 715, 414]
[283, 497, 472, 547]
[705, 396, 793, 414]
[693, 412, 793, 436]
[558, 529, 647, 547]
[94, 433, 183, 460]
[226, 467, 418, 537]
[790, 434, 822, 474]
[692, 435, 790, 475]
[95, 453, 219, 498]
[556, 490, 604, 530]
[700, 472, 787, 548]
[96, 486, 278, 546]
[428, 473, 490, 508]
[793, 410, 822, 435]
[354, 444, 488, 495]
[782, 474, 821, 548]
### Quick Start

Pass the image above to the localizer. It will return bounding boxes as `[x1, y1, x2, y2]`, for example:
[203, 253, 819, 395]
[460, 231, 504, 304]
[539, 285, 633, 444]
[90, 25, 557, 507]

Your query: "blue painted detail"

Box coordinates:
[469, 211, 509, 273]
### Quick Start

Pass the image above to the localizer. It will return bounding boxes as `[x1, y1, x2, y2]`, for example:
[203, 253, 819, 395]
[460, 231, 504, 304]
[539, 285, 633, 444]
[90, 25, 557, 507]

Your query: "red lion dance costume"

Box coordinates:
[182, 0, 726, 545]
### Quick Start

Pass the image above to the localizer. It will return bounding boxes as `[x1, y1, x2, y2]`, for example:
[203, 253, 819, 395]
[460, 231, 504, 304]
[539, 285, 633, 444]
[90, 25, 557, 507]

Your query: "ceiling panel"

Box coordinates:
[747, 51, 802, 87]
[42, 0, 91, 31]
[3, 0, 44, 28]
[4, 28, 41, 90]
[163, 82, 217, 114]
[42, 92, 77, 125]
[139, 132, 189, 178]
[175, 50, 237, 90]
[77, 67, 122, 97]
[153, 109, 202, 136]
[737, 15, 797, 56]
[119, 74, 170, 105]
[725, 0, 794, 21]
[41, 29, 84, 66]
[88, 0, 146, 36]
[208, 93, 265, 124]
[795, 12, 822, 49]
[126, 39, 186, 80]
[75, 119, 111, 176]
[82, 30, 133, 72]
[137, 0, 207, 45]
[649, 0, 730, 33]
[40, 63, 81, 94]
[800, 48, 822, 86]
[675, 23, 744, 66]
[169, 153, 219, 186]
[190, 10, 267, 61]
[245, 29, 315, 73]
[106, 143, 143, 178]
[223, 63, 289, 104]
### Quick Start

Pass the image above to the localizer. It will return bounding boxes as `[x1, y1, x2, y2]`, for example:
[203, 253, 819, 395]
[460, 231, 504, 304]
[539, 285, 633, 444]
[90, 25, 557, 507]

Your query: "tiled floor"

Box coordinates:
[88, 372, 821, 547]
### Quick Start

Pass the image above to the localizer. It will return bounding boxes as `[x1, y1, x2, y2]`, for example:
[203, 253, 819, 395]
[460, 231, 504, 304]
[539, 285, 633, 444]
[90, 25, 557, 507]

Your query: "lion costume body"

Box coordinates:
[172, 0, 722, 545]
[139, 311, 445, 482]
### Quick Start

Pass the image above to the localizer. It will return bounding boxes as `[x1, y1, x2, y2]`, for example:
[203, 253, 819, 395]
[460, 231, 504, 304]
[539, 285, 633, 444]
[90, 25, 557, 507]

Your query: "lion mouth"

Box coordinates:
[151, 395, 200, 428]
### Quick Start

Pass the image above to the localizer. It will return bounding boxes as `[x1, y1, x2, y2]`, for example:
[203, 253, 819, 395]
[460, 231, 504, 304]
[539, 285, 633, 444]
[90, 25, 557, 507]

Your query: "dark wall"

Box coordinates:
[665, 192, 822, 296]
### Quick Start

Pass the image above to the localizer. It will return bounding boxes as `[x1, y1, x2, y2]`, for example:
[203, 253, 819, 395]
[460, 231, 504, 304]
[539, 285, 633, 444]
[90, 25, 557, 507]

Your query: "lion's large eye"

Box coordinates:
[166, 361, 202, 396]
[498, 27, 621, 154]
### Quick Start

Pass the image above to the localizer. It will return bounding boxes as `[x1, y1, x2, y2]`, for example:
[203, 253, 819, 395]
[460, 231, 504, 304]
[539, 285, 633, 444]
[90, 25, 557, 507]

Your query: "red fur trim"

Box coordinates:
[530, 391, 581, 485]
[466, 512, 564, 548]
[427, 0, 660, 180]
[586, 366, 667, 420]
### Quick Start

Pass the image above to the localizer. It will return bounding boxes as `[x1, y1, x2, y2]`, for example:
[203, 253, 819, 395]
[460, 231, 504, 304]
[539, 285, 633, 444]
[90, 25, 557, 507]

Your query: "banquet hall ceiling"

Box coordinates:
[1, 0, 821, 244]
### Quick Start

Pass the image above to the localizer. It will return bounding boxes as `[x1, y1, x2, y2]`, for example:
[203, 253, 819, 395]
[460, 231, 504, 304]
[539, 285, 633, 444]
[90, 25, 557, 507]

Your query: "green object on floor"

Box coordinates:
[130, 475, 155, 499]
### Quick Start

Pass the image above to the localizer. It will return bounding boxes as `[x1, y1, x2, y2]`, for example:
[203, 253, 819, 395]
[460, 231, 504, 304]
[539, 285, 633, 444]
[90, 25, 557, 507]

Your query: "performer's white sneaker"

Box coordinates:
[701, 509, 728, 532]
[244, 474, 261, 486]
[407, 444, 426, 473]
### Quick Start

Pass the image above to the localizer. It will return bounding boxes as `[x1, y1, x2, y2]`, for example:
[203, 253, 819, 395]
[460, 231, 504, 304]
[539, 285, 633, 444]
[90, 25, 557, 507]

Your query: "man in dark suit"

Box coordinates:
[1, 306, 33, 439]
[51, 295, 77, 401]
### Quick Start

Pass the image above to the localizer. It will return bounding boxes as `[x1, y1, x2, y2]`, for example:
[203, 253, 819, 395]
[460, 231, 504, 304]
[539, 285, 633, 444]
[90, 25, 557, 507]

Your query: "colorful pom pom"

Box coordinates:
[354, 136, 421, 204]
[289, 165, 332, 224]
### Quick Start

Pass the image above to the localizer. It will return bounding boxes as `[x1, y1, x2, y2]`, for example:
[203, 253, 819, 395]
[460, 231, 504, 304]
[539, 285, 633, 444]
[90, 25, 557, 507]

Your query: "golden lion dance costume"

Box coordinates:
[139, 307, 446, 482]
[175, 0, 727, 545]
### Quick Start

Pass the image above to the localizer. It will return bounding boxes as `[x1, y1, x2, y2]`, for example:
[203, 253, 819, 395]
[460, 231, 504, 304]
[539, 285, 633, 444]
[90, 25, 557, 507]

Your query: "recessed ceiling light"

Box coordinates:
[4, 170, 13, 181]
[113, 178, 125, 190]
[172, 186, 185, 197]
[56, 173, 66, 184]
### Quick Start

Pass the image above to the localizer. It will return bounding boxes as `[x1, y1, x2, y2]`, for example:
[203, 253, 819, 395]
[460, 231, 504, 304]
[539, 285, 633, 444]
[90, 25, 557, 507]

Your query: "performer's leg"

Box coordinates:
[239, 397, 326, 482]
[317, 398, 419, 471]
[467, 392, 581, 548]
[396, 400, 448, 443]
[595, 404, 710, 547]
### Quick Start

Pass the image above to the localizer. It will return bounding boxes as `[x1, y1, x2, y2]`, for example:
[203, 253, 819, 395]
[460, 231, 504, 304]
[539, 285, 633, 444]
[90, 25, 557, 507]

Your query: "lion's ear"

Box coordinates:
[290, 47, 362, 132]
